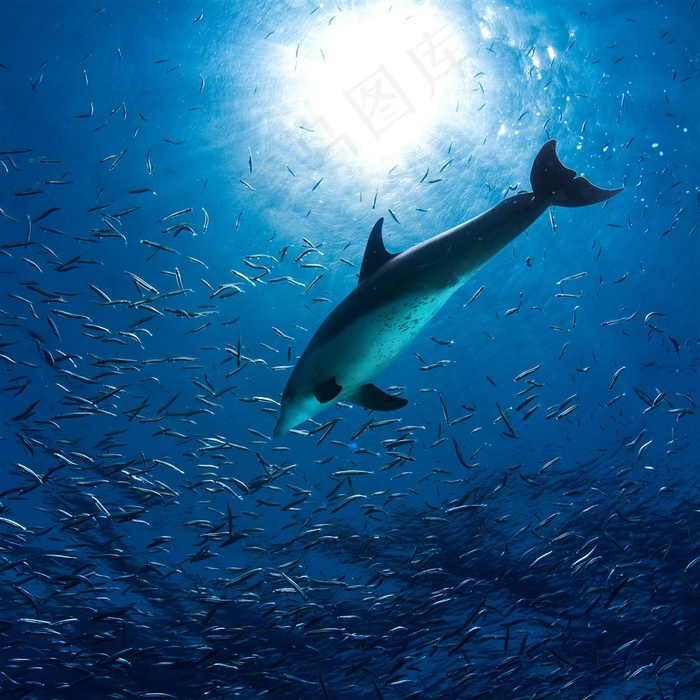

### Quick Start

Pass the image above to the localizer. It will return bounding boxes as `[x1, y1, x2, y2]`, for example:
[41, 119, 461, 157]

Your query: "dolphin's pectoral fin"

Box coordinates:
[348, 384, 408, 412]
[358, 218, 398, 284]
[314, 376, 343, 403]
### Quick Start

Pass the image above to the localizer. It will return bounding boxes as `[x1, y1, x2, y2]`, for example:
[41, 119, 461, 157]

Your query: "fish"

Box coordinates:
[274, 140, 622, 436]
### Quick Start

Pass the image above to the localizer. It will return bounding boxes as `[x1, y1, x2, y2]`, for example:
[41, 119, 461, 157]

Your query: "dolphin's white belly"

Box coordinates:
[322, 287, 456, 394]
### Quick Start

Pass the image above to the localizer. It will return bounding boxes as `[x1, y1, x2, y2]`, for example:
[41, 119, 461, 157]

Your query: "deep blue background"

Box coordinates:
[1, 1, 698, 698]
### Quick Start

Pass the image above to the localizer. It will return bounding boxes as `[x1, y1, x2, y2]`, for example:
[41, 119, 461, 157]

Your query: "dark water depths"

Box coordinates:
[1, 1, 698, 698]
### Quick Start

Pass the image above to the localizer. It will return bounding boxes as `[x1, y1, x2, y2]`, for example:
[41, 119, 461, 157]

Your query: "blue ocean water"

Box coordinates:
[1, 1, 698, 698]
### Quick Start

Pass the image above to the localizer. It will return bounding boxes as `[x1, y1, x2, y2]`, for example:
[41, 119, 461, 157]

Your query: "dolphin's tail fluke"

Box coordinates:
[531, 139, 623, 207]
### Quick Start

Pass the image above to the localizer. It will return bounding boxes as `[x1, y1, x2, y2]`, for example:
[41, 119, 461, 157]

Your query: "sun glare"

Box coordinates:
[285, 2, 466, 171]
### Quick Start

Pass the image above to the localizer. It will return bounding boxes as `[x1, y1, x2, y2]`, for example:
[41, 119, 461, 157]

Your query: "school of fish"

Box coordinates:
[0, 3, 698, 700]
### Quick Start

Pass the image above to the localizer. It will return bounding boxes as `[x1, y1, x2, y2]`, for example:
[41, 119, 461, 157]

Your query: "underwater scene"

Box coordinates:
[1, 1, 698, 698]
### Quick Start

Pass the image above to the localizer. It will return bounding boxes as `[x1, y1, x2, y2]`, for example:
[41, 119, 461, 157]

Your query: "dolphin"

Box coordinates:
[274, 140, 622, 437]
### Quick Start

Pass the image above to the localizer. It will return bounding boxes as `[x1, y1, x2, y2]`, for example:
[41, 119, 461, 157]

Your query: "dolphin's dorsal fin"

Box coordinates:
[348, 384, 408, 411]
[359, 218, 396, 284]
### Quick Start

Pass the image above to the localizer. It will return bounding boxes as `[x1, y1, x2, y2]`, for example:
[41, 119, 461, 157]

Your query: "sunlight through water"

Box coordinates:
[282, 2, 469, 174]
